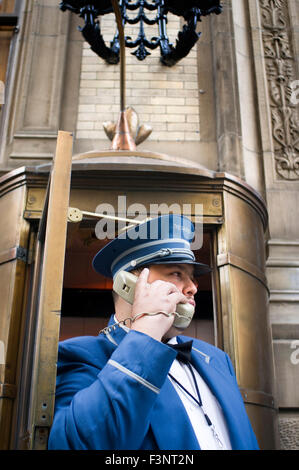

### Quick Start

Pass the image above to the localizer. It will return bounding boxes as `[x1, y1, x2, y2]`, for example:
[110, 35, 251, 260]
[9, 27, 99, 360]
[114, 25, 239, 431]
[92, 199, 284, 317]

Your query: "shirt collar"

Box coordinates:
[166, 336, 178, 345]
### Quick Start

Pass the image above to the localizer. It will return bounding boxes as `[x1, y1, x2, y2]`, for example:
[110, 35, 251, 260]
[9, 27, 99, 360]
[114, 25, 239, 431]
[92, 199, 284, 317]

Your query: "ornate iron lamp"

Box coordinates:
[60, 0, 222, 66]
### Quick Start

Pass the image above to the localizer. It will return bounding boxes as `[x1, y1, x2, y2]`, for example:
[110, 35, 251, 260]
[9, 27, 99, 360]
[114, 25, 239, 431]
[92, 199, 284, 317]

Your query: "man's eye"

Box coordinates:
[172, 272, 181, 277]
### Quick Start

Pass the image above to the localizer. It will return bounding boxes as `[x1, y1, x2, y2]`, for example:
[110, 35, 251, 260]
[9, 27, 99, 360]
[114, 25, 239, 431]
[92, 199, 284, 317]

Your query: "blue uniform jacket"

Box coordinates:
[48, 316, 259, 450]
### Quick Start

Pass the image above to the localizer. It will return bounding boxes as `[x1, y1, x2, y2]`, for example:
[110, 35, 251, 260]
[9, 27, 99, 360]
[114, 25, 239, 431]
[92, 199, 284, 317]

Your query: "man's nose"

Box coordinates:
[183, 279, 198, 296]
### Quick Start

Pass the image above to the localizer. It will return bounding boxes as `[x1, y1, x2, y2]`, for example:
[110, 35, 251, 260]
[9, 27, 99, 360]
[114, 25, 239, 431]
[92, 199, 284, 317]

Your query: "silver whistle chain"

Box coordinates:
[99, 311, 176, 335]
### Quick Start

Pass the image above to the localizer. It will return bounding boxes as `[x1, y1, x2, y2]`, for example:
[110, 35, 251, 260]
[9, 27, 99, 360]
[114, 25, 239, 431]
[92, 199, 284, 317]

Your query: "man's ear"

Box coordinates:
[130, 265, 150, 277]
[130, 269, 141, 277]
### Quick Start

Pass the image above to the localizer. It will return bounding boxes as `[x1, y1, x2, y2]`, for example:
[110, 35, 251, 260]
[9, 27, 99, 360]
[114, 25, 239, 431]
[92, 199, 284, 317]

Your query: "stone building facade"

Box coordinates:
[0, 0, 298, 449]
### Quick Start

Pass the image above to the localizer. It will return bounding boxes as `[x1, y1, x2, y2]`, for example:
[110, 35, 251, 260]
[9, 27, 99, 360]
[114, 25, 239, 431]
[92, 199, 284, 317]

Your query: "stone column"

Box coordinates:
[0, 0, 83, 168]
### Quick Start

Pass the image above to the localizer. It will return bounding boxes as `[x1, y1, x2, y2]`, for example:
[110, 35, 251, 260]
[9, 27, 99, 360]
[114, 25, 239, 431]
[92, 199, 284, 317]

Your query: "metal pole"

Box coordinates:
[110, 0, 136, 151]
[111, 0, 125, 111]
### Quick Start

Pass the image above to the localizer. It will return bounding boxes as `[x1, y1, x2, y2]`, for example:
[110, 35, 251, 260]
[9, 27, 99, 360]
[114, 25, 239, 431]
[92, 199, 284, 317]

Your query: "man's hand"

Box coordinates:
[131, 268, 188, 341]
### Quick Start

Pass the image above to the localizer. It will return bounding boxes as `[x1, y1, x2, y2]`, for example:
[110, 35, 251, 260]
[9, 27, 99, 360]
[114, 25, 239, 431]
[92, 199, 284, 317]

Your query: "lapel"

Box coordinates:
[188, 339, 251, 450]
[149, 375, 200, 450]
[150, 337, 250, 450]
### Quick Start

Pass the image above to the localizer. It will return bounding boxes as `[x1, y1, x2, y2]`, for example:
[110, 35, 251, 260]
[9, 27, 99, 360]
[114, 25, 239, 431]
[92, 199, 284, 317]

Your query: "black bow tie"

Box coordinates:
[168, 340, 193, 364]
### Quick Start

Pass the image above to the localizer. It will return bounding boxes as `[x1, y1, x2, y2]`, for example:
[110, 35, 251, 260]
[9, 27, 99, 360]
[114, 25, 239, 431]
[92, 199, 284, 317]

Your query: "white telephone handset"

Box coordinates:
[113, 270, 195, 330]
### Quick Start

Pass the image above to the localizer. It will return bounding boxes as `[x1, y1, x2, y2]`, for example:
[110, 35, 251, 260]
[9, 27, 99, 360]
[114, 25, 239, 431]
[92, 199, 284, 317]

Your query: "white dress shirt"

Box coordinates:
[167, 337, 232, 450]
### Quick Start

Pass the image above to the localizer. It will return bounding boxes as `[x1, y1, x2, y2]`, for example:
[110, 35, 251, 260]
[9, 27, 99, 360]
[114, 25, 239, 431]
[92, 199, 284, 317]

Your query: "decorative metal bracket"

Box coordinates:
[67, 206, 151, 232]
[67, 206, 144, 224]
[60, 0, 222, 66]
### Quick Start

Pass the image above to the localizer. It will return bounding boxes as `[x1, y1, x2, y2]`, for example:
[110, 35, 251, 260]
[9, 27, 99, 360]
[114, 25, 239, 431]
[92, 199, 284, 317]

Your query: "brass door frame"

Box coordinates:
[0, 180, 31, 450]
[5, 132, 73, 450]
[28, 132, 73, 449]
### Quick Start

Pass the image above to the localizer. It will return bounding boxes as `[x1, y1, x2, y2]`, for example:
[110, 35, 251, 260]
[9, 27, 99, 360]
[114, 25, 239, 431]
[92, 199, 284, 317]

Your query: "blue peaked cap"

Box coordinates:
[92, 214, 211, 280]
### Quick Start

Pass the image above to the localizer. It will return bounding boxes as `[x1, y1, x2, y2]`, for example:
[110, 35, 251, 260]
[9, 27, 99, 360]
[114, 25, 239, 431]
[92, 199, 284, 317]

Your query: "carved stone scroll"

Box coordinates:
[259, 0, 299, 180]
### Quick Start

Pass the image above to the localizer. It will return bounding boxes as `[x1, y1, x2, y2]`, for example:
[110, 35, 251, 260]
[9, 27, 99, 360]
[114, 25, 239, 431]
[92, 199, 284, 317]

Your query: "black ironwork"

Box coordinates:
[60, 0, 222, 66]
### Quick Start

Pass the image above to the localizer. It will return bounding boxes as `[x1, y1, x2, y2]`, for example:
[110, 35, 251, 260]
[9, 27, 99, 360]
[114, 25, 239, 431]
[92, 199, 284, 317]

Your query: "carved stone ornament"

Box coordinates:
[259, 0, 299, 180]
